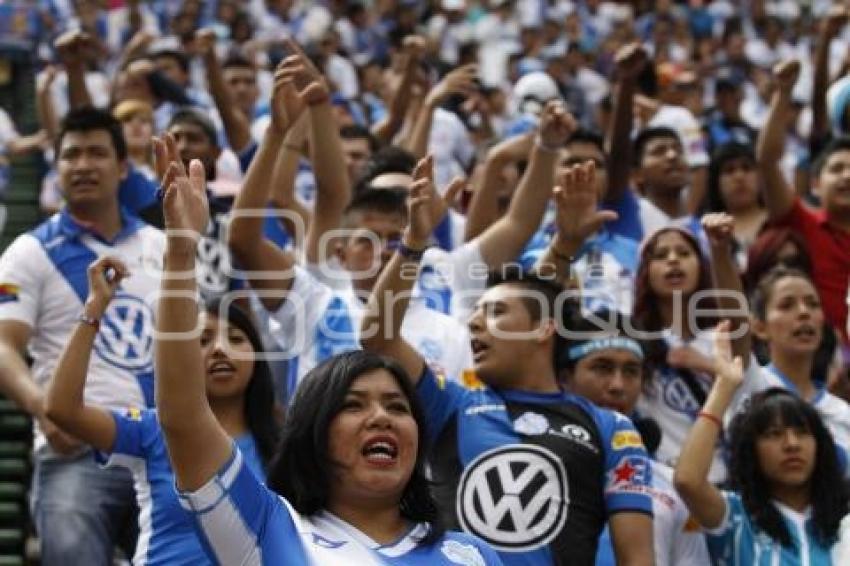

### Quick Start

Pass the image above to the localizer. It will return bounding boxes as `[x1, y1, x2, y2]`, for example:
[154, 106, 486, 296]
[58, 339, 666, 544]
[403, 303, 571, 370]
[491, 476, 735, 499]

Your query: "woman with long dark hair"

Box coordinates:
[675, 325, 850, 564]
[632, 225, 726, 480]
[45, 256, 280, 565]
[153, 131, 501, 564]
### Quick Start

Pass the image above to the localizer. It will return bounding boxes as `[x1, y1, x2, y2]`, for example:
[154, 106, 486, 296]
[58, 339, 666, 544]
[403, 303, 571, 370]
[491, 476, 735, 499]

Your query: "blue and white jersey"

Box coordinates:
[418, 366, 654, 565]
[177, 444, 504, 565]
[102, 409, 265, 566]
[705, 492, 837, 566]
[596, 460, 709, 566]
[257, 266, 472, 394]
[730, 362, 850, 469]
[520, 228, 638, 314]
[0, 210, 164, 451]
[637, 329, 728, 483]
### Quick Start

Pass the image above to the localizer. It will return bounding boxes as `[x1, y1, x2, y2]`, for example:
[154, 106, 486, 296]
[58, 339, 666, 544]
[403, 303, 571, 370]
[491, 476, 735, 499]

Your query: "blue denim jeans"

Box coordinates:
[30, 450, 138, 565]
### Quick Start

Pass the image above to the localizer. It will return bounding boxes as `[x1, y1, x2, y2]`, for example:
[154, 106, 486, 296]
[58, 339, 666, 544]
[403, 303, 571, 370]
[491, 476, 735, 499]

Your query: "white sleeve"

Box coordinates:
[260, 266, 336, 356]
[0, 235, 46, 327]
[676, 109, 709, 168]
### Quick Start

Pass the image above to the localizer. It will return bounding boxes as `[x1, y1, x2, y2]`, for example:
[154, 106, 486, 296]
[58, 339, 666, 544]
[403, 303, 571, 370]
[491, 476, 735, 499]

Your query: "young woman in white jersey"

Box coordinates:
[674, 325, 850, 565]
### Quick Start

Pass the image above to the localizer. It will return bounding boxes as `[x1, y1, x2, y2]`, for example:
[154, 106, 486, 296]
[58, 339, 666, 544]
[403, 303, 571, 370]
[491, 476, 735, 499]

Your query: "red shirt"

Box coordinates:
[778, 198, 850, 341]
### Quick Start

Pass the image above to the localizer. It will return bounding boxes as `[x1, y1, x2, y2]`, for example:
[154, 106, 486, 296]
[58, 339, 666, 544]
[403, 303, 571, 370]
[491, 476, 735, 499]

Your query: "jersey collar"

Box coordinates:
[58, 207, 145, 244]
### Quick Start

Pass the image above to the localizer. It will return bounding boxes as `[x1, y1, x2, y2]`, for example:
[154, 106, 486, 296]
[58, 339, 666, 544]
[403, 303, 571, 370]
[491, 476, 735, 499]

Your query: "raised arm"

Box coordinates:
[227, 63, 312, 311]
[404, 64, 478, 159]
[533, 162, 617, 286]
[464, 132, 533, 241]
[372, 36, 424, 146]
[674, 322, 744, 529]
[475, 100, 576, 268]
[812, 7, 847, 148]
[55, 31, 95, 110]
[605, 43, 647, 205]
[283, 39, 352, 265]
[756, 60, 800, 221]
[45, 256, 128, 452]
[702, 213, 751, 367]
[360, 155, 464, 382]
[154, 134, 231, 491]
[196, 28, 252, 153]
[268, 114, 312, 244]
[36, 66, 59, 146]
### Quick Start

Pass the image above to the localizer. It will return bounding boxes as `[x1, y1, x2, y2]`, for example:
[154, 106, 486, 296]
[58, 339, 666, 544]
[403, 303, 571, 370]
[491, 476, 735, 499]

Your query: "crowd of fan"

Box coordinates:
[5, 0, 850, 565]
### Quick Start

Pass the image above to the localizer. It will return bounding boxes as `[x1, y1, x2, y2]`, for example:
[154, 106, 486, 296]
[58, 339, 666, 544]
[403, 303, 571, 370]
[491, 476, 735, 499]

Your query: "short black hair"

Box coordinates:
[340, 124, 379, 152]
[631, 126, 681, 168]
[706, 142, 756, 213]
[342, 188, 407, 228]
[561, 308, 647, 374]
[55, 106, 127, 161]
[167, 107, 219, 147]
[222, 52, 255, 72]
[267, 350, 444, 545]
[354, 146, 417, 194]
[487, 265, 578, 370]
[152, 49, 190, 74]
[811, 136, 850, 177]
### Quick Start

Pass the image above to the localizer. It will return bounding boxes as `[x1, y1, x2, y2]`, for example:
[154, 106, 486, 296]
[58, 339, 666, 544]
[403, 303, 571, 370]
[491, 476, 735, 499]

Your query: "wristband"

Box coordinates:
[698, 411, 722, 428]
[550, 246, 575, 263]
[398, 242, 428, 261]
[535, 135, 561, 153]
[78, 313, 100, 330]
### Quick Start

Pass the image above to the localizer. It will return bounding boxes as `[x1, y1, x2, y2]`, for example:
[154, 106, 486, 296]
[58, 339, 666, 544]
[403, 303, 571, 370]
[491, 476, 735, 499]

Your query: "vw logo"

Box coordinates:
[662, 375, 703, 414]
[196, 232, 232, 295]
[457, 444, 568, 551]
[94, 294, 154, 372]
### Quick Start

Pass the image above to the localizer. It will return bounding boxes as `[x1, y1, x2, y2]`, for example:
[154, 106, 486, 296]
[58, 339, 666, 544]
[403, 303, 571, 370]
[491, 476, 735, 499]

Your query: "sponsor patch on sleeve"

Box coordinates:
[125, 406, 143, 421]
[605, 455, 652, 495]
[0, 283, 20, 304]
[611, 430, 644, 450]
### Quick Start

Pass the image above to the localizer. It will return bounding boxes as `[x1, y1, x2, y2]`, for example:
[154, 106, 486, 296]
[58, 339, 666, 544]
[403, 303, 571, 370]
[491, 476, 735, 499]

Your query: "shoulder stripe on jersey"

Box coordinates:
[31, 217, 96, 303]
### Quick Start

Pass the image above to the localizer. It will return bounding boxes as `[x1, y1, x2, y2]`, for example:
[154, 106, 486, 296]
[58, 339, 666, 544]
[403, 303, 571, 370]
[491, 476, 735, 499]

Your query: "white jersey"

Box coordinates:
[0, 211, 164, 452]
[650, 462, 710, 566]
[637, 329, 728, 483]
[178, 445, 503, 565]
[257, 266, 473, 385]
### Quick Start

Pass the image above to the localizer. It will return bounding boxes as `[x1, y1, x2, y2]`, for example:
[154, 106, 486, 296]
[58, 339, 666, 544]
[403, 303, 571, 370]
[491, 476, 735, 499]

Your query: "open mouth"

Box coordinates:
[207, 360, 236, 377]
[791, 325, 817, 340]
[71, 178, 99, 190]
[664, 269, 686, 286]
[362, 436, 399, 465]
[470, 338, 489, 362]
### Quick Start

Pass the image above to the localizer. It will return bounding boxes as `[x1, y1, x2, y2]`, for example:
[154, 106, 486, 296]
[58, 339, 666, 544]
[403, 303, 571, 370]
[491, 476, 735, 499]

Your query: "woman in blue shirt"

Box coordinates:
[45, 255, 280, 565]
[674, 324, 850, 565]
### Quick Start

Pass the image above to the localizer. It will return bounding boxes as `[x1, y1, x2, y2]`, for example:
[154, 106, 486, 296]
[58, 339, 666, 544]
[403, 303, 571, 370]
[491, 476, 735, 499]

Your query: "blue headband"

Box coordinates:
[567, 337, 644, 362]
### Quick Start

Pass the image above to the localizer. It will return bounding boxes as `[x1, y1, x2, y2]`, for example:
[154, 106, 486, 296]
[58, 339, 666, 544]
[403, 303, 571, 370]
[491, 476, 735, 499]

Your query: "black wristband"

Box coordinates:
[398, 243, 428, 261]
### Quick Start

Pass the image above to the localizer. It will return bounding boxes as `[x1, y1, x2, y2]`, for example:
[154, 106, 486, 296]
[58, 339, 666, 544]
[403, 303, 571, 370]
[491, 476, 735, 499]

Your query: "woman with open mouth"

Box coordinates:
[44, 255, 280, 565]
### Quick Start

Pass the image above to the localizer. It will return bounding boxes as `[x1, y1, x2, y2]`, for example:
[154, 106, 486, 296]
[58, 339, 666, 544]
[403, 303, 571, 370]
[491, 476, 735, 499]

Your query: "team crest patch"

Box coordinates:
[513, 412, 549, 436]
[441, 539, 485, 566]
[0, 283, 19, 304]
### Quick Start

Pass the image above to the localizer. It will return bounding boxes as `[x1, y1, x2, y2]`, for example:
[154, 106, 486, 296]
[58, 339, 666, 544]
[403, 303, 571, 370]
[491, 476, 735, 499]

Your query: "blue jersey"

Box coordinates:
[102, 409, 265, 566]
[177, 444, 504, 565]
[418, 367, 654, 565]
[706, 491, 836, 566]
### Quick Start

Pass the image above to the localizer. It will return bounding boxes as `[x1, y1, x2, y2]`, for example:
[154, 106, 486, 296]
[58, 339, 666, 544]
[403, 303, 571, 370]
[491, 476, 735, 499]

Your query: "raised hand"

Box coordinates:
[55, 30, 97, 66]
[712, 320, 744, 391]
[772, 59, 801, 96]
[277, 38, 330, 106]
[404, 155, 465, 249]
[824, 6, 848, 39]
[153, 133, 209, 248]
[194, 28, 217, 57]
[402, 35, 426, 62]
[269, 59, 310, 135]
[552, 161, 617, 244]
[615, 42, 649, 82]
[425, 64, 478, 107]
[538, 99, 577, 149]
[85, 256, 130, 319]
[701, 212, 735, 249]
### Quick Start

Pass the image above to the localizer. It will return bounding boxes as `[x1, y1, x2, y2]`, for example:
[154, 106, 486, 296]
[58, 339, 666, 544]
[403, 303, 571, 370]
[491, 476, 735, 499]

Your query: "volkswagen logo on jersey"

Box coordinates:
[662, 372, 703, 414]
[457, 444, 568, 551]
[93, 293, 154, 372]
